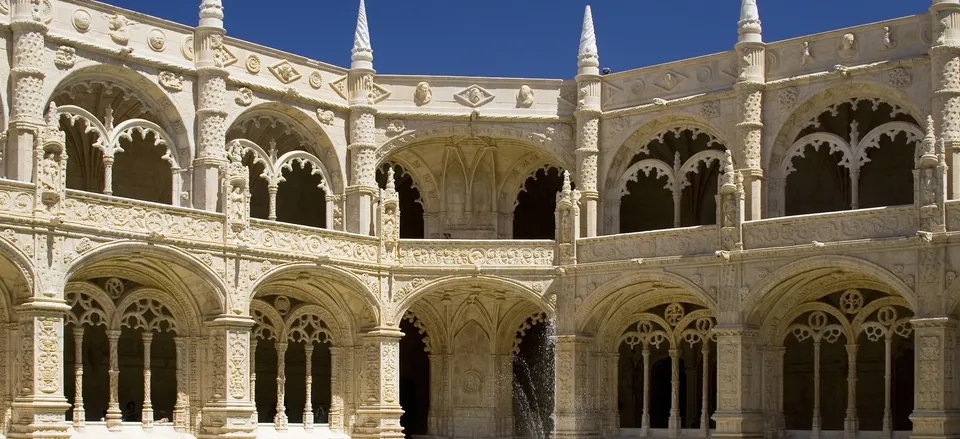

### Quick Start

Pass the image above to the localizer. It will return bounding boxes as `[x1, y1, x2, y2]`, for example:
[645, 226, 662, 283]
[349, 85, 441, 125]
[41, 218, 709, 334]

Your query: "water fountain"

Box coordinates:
[512, 316, 556, 439]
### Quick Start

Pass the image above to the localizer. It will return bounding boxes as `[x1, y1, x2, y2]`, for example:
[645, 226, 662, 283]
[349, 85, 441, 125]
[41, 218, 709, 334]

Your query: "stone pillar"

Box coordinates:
[761, 346, 785, 439]
[106, 329, 121, 430]
[910, 317, 960, 439]
[598, 352, 620, 438]
[7, 298, 72, 439]
[669, 348, 682, 437]
[274, 342, 288, 430]
[713, 326, 763, 439]
[494, 353, 513, 437]
[199, 316, 255, 439]
[303, 344, 314, 431]
[174, 336, 190, 432]
[575, 6, 601, 237]
[346, 0, 378, 235]
[142, 332, 154, 428]
[329, 346, 345, 432]
[193, 0, 229, 211]
[354, 327, 404, 439]
[734, 0, 765, 220]
[554, 335, 598, 439]
[72, 326, 84, 429]
[930, 0, 960, 198]
[5, 0, 49, 181]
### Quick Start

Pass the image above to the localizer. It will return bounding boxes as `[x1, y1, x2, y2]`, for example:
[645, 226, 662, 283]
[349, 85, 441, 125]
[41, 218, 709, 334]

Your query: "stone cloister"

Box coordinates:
[0, 0, 956, 438]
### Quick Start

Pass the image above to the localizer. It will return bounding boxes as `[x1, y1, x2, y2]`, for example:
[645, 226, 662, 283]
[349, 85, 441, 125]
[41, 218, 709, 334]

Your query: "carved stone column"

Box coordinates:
[555, 171, 581, 265]
[353, 327, 404, 439]
[142, 332, 154, 428]
[72, 326, 84, 429]
[734, 0, 765, 220]
[761, 346, 785, 439]
[274, 342, 288, 430]
[712, 326, 763, 439]
[346, 0, 378, 236]
[8, 298, 72, 439]
[193, 0, 229, 211]
[718, 151, 745, 251]
[910, 317, 960, 439]
[329, 346, 345, 432]
[106, 329, 121, 430]
[668, 348, 681, 437]
[843, 343, 858, 439]
[303, 344, 314, 431]
[598, 352, 620, 438]
[553, 335, 598, 439]
[173, 336, 189, 432]
[930, 0, 960, 198]
[199, 316, 255, 439]
[575, 6, 601, 237]
[5, 0, 49, 181]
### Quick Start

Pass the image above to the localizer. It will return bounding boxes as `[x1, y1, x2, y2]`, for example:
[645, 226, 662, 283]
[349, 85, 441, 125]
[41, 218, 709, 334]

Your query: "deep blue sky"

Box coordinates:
[102, 1, 925, 78]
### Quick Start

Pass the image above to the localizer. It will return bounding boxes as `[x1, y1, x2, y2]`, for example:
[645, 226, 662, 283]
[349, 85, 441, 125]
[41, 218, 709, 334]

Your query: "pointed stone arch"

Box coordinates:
[392, 275, 552, 325]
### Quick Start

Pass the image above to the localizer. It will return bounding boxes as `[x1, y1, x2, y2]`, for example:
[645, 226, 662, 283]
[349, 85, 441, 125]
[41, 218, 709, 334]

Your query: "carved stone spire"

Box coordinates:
[578, 6, 599, 71]
[385, 166, 396, 192]
[561, 170, 572, 195]
[921, 115, 940, 168]
[351, 0, 373, 68]
[738, 0, 762, 43]
[720, 149, 736, 192]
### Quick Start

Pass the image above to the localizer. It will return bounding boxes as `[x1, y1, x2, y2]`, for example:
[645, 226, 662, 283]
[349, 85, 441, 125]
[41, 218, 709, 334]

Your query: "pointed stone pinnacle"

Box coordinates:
[578, 5, 599, 68]
[738, 0, 762, 43]
[386, 167, 396, 191]
[562, 170, 572, 193]
[352, 0, 372, 64]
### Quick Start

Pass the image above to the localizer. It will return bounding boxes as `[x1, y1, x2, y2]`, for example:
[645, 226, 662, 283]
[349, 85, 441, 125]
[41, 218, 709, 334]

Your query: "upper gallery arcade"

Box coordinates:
[0, 0, 957, 439]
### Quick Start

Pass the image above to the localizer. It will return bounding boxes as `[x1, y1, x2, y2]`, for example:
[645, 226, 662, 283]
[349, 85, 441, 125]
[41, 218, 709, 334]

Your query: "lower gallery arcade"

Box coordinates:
[4, 251, 936, 439]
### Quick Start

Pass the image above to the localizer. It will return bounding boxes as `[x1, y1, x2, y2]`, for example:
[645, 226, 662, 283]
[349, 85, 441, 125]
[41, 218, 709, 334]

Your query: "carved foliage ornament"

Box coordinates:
[55, 46, 76, 69]
[235, 87, 253, 107]
[158, 71, 185, 92]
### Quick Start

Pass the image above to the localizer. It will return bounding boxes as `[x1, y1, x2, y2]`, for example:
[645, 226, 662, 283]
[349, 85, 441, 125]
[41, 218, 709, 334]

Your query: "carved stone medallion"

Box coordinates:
[147, 29, 166, 52]
[454, 84, 494, 108]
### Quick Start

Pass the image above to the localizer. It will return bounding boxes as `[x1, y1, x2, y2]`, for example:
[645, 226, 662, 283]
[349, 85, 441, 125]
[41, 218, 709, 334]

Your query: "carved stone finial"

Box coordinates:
[578, 6, 599, 69]
[385, 166, 396, 191]
[351, 0, 373, 66]
[199, 0, 224, 28]
[562, 170, 572, 194]
[720, 149, 736, 192]
[920, 115, 939, 168]
[737, 0, 762, 43]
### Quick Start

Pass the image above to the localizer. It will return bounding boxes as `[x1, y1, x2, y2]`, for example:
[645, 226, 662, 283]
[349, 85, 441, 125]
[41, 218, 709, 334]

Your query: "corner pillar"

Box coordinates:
[713, 326, 764, 439]
[346, 65, 379, 236]
[8, 298, 72, 439]
[910, 317, 960, 439]
[198, 315, 255, 439]
[193, 1, 229, 211]
[353, 327, 404, 439]
[5, 0, 49, 181]
[553, 335, 598, 439]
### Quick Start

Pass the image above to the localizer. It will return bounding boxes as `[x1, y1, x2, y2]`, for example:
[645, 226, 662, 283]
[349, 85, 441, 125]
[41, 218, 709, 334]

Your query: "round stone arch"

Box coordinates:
[110, 286, 193, 335]
[405, 300, 447, 354]
[392, 275, 553, 326]
[62, 241, 227, 326]
[0, 232, 35, 306]
[496, 300, 552, 356]
[225, 102, 345, 194]
[64, 280, 119, 325]
[766, 81, 925, 175]
[744, 255, 917, 335]
[247, 262, 380, 326]
[497, 155, 569, 214]
[377, 153, 437, 213]
[375, 123, 576, 172]
[278, 303, 347, 347]
[575, 270, 718, 335]
[44, 63, 193, 165]
[603, 114, 731, 201]
[596, 290, 716, 353]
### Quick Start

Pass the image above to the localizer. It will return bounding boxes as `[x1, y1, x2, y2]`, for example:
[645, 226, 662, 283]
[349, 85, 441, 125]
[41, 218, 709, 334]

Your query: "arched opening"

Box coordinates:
[616, 302, 716, 434]
[228, 112, 335, 229]
[783, 99, 919, 215]
[514, 166, 566, 239]
[378, 164, 425, 239]
[619, 128, 724, 233]
[778, 288, 914, 435]
[513, 313, 555, 438]
[53, 80, 178, 204]
[399, 315, 430, 438]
